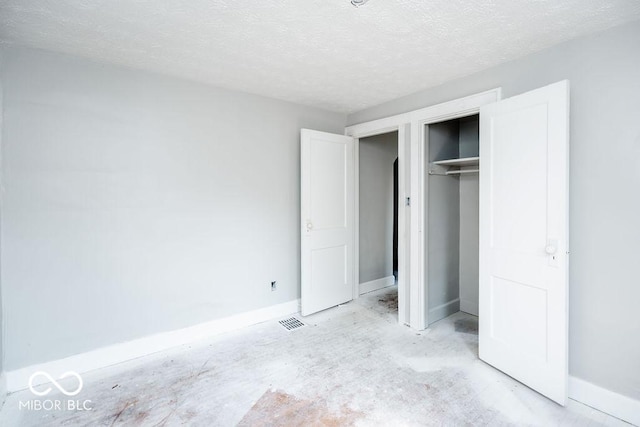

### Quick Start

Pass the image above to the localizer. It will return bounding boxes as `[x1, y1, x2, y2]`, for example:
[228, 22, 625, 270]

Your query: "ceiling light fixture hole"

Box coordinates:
[351, 0, 370, 8]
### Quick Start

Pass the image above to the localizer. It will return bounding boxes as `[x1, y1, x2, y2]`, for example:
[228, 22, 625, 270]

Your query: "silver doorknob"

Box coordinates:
[306, 222, 313, 230]
[545, 245, 557, 255]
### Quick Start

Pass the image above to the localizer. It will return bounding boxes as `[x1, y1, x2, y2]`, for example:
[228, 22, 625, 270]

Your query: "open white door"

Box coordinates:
[301, 129, 355, 316]
[479, 81, 569, 405]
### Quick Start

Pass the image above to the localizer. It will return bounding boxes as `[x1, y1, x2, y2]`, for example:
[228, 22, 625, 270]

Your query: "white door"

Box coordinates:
[301, 129, 355, 316]
[479, 81, 570, 405]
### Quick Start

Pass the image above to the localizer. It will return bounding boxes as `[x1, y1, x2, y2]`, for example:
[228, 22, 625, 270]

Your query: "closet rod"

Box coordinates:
[445, 169, 479, 175]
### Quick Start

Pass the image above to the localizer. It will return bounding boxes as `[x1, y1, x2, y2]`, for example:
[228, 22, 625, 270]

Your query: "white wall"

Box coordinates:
[348, 20, 640, 402]
[358, 132, 397, 285]
[0, 47, 346, 370]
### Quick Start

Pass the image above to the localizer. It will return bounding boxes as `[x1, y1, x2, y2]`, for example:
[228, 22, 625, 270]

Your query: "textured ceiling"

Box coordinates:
[1, 0, 639, 113]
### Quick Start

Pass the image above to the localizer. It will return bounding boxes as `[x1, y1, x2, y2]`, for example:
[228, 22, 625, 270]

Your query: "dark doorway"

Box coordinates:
[393, 157, 399, 281]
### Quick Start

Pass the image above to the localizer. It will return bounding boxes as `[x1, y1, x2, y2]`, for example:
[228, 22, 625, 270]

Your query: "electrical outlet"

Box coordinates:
[271, 281, 277, 291]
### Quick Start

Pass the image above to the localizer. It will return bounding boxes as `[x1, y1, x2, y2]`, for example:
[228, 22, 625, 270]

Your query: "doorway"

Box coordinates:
[357, 132, 399, 319]
[424, 115, 480, 325]
[349, 123, 410, 327]
[408, 83, 569, 404]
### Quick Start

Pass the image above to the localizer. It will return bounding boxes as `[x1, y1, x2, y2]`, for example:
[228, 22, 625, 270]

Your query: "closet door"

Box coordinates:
[479, 81, 569, 405]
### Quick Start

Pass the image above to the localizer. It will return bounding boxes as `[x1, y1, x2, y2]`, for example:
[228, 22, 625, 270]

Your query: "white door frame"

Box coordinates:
[345, 88, 501, 330]
[346, 115, 410, 325]
[408, 88, 502, 330]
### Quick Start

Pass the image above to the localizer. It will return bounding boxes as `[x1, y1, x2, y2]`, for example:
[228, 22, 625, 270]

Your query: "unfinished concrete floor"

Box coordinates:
[0, 286, 631, 426]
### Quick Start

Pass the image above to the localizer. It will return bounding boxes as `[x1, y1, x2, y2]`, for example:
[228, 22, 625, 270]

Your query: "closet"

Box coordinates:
[425, 114, 479, 324]
[304, 81, 569, 404]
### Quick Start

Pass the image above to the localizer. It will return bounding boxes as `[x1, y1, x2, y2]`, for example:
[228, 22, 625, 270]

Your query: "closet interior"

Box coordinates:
[425, 114, 480, 325]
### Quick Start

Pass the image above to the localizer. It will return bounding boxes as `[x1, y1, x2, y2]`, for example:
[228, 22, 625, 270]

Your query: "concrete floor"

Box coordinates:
[0, 286, 631, 426]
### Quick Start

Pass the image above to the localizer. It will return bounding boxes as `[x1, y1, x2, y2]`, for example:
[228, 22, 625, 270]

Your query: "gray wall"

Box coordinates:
[459, 174, 479, 316]
[359, 132, 397, 284]
[348, 20, 640, 401]
[0, 47, 346, 370]
[0, 55, 3, 378]
[427, 121, 460, 322]
[459, 117, 479, 316]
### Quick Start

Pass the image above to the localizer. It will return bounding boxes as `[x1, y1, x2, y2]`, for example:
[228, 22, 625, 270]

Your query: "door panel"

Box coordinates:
[490, 104, 548, 252]
[310, 245, 348, 309]
[479, 81, 569, 405]
[490, 276, 547, 359]
[301, 129, 355, 316]
[310, 140, 347, 230]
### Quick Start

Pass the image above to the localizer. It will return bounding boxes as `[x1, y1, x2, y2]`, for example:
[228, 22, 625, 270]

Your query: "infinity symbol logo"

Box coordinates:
[28, 371, 83, 397]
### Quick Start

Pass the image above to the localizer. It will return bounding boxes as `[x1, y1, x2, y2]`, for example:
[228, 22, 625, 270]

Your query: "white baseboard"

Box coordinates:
[460, 298, 478, 316]
[6, 299, 300, 393]
[8, 299, 638, 426]
[569, 376, 640, 426]
[359, 275, 395, 295]
[428, 298, 460, 324]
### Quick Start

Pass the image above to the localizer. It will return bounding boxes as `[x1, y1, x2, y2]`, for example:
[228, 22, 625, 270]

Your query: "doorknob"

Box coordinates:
[546, 239, 559, 267]
[306, 221, 313, 231]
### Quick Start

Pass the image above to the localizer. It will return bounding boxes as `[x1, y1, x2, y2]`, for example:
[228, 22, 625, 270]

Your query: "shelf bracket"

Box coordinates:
[428, 163, 448, 176]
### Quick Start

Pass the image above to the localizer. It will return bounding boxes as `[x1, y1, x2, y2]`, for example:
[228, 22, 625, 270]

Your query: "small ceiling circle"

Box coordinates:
[351, 0, 370, 7]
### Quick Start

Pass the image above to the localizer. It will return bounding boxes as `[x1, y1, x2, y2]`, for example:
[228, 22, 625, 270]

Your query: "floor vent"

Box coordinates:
[279, 317, 306, 331]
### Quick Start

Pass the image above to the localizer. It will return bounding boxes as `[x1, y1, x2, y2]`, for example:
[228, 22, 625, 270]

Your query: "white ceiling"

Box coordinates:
[1, 0, 639, 113]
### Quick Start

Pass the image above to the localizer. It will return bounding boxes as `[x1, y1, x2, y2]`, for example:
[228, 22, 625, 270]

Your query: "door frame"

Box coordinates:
[345, 87, 501, 329]
[345, 116, 410, 325]
[408, 88, 502, 329]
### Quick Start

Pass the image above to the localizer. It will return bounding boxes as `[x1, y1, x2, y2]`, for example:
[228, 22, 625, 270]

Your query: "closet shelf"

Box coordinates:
[429, 156, 480, 176]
